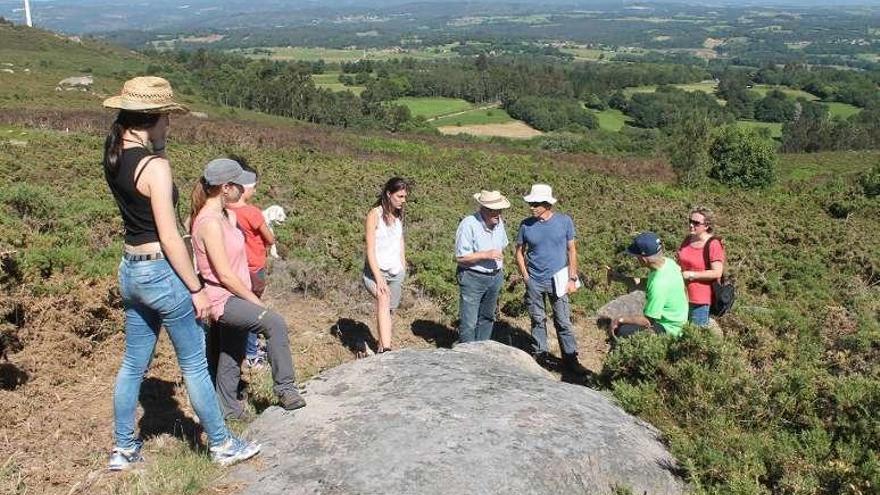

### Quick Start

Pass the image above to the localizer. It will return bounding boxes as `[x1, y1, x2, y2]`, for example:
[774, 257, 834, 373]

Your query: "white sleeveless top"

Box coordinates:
[373, 208, 403, 275]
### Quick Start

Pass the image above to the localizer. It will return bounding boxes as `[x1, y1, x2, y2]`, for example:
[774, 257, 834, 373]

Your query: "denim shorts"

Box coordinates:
[363, 267, 405, 310]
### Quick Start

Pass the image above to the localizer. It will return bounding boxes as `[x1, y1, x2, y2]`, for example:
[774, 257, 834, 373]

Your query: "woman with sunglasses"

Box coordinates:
[102, 77, 259, 470]
[677, 207, 725, 327]
[190, 158, 306, 420]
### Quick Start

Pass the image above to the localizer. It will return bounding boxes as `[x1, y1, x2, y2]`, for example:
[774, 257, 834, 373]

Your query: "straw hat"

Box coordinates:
[522, 184, 557, 204]
[103, 76, 188, 114]
[473, 190, 511, 210]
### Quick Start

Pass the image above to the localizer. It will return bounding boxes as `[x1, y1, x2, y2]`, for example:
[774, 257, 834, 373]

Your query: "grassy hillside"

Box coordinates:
[2, 23, 879, 495]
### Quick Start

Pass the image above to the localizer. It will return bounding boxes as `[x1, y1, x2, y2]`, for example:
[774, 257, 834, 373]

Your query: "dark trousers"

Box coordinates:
[207, 296, 296, 419]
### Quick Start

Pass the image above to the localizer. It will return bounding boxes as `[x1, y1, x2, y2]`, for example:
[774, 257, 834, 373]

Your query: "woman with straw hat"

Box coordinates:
[102, 76, 259, 470]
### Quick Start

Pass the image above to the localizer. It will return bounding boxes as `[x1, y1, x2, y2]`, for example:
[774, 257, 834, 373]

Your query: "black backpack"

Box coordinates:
[703, 237, 735, 316]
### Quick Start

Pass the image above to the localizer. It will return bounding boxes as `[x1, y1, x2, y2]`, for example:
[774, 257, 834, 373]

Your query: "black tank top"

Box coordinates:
[104, 147, 179, 246]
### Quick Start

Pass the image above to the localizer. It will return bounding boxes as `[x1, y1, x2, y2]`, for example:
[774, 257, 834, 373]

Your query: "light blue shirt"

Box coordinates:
[455, 212, 510, 273]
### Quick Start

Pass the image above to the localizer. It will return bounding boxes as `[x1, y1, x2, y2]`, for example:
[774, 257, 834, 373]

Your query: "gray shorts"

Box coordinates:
[363, 268, 405, 310]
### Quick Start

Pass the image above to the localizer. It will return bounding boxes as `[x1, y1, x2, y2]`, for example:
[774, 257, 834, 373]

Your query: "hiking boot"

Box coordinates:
[210, 436, 261, 467]
[533, 351, 553, 369]
[245, 349, 267, 370]
[562, 353, 589, 376]
[278, 388, 307, 410]
[245, 355, 266, 370]
[108, 440, 144, 471]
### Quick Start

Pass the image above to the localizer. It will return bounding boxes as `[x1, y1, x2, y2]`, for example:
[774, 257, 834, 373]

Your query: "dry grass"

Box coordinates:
[0, 258, 609, 494]
[437, 122, 544, 139]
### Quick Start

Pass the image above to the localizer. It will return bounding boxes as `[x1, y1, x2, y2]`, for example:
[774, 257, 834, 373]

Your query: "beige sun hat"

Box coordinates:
[522, 184, 557, 204]
[102, 76, 189, 114]
[473, 190, 511, 210]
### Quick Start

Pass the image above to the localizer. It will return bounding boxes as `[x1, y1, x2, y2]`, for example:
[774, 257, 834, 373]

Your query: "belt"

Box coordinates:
[123, 251, 164, 262]
[460, 267, 502, 276]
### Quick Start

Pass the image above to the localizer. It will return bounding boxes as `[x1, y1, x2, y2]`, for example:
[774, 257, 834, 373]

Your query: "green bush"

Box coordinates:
[709, 125, 777, 188]
[858, 162, 880, 198]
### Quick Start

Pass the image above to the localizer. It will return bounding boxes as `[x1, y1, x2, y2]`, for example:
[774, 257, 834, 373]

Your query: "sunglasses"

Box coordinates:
[688, 219, 706, 226]
[528, 202, 545, 208]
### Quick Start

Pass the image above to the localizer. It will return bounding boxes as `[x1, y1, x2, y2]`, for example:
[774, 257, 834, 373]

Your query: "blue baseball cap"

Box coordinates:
[626, 232, 662, 257]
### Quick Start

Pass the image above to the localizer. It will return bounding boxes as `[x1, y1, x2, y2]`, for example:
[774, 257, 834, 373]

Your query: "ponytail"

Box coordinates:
[189, 177, 210, 233]
[103, 120, 125, 174]
[189, 177, 226, 232]
[103, 110, 162, 175]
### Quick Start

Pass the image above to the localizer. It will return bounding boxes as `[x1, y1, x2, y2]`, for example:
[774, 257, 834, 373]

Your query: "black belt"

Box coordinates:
[460, 267, 502, 276]
[123, 252, 164, 262]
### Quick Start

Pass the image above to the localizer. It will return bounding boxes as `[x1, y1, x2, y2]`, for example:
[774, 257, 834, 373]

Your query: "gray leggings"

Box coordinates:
[207, 296, 297, 419]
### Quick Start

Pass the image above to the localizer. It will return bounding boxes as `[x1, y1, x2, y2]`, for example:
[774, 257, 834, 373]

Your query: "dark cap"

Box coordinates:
[203, 158, 257, 186]
[626, 231, 662, 257]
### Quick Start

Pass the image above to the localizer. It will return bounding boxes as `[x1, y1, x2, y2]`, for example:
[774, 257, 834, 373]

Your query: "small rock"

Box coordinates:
[189, 111, 209, 119]
[0, 69, 13, 74]
[596, 291, 646, 329]
[56, 75, 93, 90]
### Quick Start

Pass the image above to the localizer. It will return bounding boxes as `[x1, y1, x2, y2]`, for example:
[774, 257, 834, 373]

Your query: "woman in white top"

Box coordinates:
[363, 177, 409, 353]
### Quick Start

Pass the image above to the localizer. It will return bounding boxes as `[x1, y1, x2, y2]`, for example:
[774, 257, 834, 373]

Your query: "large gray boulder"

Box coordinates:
[230, 341, 685, 495]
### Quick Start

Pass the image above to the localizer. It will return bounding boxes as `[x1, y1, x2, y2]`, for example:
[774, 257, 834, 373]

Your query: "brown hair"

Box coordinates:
[689, 206, 716, 233]
[188, 177, 224, 232]
[102, 110, 161, 175]
[374, 177, 409, 226]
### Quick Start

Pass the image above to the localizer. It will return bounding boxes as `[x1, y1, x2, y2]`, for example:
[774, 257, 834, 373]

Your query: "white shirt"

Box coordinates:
[373, 209, 403, 275]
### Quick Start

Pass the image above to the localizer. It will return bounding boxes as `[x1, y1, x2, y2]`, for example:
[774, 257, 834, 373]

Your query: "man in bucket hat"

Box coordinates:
[514, 184, 587, 374]
[609, 232, 688, 339]
[455, 190, 511, 343]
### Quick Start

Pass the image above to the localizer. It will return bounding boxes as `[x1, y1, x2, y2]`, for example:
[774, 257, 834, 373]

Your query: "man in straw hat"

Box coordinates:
[455, 190, 511, 343]
[515, 184, 587, 374]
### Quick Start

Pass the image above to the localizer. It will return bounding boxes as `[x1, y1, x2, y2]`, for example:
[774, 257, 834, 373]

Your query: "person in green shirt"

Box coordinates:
[610, 232, 689, 339]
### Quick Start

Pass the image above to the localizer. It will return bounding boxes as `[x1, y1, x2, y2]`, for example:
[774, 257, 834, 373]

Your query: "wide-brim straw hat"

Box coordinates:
[522, 184, 557, 204]
[473, 190, 511, 210]
[103, 76, 189, 114]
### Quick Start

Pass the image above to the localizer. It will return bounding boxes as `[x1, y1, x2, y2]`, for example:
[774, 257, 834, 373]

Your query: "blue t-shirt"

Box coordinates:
[455, 212, 509, 273]
[515, 212, 576, 283]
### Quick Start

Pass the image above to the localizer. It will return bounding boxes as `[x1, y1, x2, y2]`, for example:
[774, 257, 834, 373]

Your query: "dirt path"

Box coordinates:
[1, 277, 609, 494]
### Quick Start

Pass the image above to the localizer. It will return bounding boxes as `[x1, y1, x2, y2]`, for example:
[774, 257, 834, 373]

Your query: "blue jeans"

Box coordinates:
[113, 258, 229, 450]
[525, 277, 578, 355]
[689, 303, 710, 327]
[457, 269, 504, 343]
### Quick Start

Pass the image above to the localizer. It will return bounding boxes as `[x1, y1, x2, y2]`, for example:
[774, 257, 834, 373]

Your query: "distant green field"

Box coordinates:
[393, 97, 473, 119]
[623, 81, 717, 96]
[311, 72, 365, 95]
[750, 84, 818, 101]
[431, 108, 513, 126]
[591, 108, 629, 132]
[824, 101, 861, 118]
[736, 120, 783, 139]
[235, 46, 455, 62]
[559, 47, 611, 60]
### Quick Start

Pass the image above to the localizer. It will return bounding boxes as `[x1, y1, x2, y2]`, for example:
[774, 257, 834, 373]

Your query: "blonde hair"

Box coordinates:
[689, 206, 716, 233]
